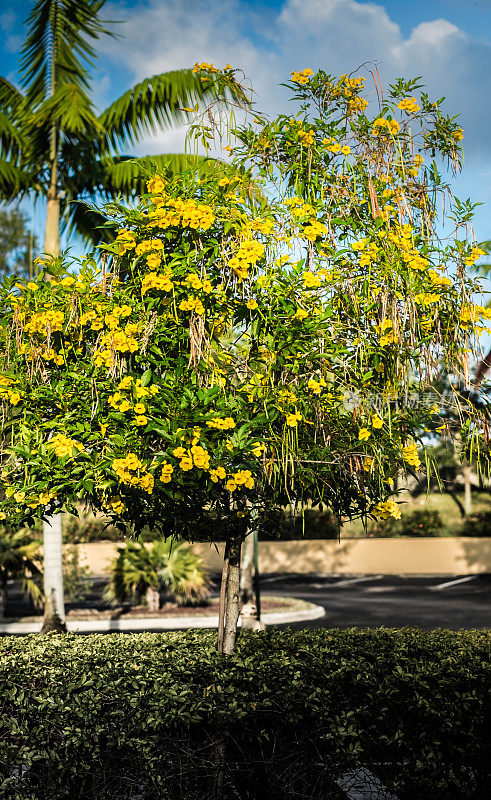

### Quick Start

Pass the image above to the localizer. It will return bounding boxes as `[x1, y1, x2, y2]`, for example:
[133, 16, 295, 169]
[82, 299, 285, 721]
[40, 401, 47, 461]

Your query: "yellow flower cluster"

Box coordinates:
[160, 462, 174, 483]
[307, 377, 326, 394]
[298, 128, 315, 146]
[24, 309, 64, 336]
[48, 433, 84, 458]
[428, 269, 452, 287]
[40, 349, 64, 365]
[226, 469, 254, 492]
[179, 296, 205, 315]
[228, 239, 265, 280]
[192, 61, 220, 74]
[108, 496, 124, 514]
[0, 376, 22, 405]
[112, 453, 154, 494]
[372, 118, 400, 136]
[465, 246, 486, 267]
[148, 195, 215, 231]
[172, 444, 210, 471]
[303, 219, 327, 241]
[303, 271, 321, 288]
[141, 273, 174, 296]
[114, 229, 137, 255]
[397, 97, 420, 114]
[135, 238, 164, 257]
[402, 442, 421, 470]
[206, 417, 236, 430]
[374, 500, 401, 520]
[210, 466, 227, 482]
[251, 441, 266, 457]
[103, 305, 132, 330]
[286, 411, 302, 427]
[98, 324, 139, 355]
[290, 68, 313, 85]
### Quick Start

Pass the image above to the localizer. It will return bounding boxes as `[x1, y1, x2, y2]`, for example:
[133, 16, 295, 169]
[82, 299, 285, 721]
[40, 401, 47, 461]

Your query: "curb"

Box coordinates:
[0, 600, 326, 634]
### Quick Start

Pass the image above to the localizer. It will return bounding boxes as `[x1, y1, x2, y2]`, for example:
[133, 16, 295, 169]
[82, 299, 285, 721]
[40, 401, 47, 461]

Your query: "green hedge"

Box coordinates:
[0, 629, 490, 799]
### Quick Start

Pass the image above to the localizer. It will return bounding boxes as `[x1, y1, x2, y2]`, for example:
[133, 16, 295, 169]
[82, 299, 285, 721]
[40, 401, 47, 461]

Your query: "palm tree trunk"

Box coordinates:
[463, 465, 473, 518]
[41, 513, 66, 632]
[239, 530, 254, 604]
[44, 184, 60, 255]
[0, 580, 6, 619]
[146, 585, 160, 612]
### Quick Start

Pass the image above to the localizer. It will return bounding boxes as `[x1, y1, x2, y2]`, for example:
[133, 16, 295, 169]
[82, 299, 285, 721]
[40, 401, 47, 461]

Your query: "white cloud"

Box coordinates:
[99, 0, 491, 167]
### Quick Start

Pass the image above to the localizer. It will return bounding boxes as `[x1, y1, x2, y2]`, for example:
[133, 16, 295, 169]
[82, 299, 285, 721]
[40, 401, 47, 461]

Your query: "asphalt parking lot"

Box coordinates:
[261, 573, 491, 630]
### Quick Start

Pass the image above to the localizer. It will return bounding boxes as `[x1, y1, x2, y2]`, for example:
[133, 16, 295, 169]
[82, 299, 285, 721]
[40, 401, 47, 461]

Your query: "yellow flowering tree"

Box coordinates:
[0, 68, 489, 653]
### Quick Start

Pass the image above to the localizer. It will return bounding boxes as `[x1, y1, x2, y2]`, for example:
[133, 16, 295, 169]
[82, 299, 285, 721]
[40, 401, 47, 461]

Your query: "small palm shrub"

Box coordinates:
[0, 527, 43, 617]
[104, 538, 210, 609]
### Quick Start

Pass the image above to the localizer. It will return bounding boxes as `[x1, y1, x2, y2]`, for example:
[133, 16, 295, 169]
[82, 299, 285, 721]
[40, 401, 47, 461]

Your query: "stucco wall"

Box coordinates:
[71, 537, 491, 576]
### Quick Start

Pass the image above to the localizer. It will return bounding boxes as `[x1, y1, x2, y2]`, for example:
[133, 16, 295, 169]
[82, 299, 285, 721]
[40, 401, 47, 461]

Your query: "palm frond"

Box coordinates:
[99, 69, 242, 151]
[0, 77, 24, 110]
[33, 83, 101, 135]
[0, 159, 37, 199]
[20, 0, 114, 106]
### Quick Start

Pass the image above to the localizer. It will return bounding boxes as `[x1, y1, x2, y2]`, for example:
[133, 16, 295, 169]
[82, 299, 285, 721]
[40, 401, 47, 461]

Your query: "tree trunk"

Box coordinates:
[239, 530, 254, 604]
[146, 585, 160, 612]
[44, 191, 60, 257]
[41, 514, 66, 633]
[463, 464, 473, 518]
[222, 533, 242, 656]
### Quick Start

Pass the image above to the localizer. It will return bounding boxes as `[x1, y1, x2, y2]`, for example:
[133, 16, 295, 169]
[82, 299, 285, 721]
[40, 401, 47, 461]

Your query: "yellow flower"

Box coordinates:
[119, 400, 132, 413]
[374, 500, 401, 520]
[302, 271, 321, 289]
[252, 441, 266, 457]
[286, 411, 302, 427]
[294, 307, 309, 320]
[358, 427, 371, 441]
[371, 415, 383, 429]
[160, 462, 174, 483]
[397, 97, 420, 114]
[173, 447, 187, 458]
[135, 415, 148, 426]
[246, 298, 258, 310]
[134, 403, 146, 414]
[226, 479, 237, 492]
[290, 68, 314, 85]
[180, 456, 193, 471]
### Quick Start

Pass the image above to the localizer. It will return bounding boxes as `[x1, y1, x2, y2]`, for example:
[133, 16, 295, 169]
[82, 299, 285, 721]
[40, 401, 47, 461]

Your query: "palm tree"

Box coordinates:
[104, 538, 210, 610]
[0, 0, 246, 632]
[0, 527, 43, 618]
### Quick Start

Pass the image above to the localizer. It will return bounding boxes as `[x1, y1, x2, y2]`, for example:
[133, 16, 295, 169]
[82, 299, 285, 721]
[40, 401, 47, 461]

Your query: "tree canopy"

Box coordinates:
[0, 66, 488, 542]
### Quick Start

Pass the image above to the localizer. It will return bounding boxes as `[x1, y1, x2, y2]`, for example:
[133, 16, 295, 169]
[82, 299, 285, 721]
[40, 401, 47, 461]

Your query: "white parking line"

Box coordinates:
[431, 575, 477, 591]
[312, 575, 383, 589]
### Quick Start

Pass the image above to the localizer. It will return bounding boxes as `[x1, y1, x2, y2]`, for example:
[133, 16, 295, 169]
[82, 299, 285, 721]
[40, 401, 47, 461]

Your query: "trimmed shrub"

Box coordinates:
[0, 628, 489, 799]
[370, 508, 444, 537]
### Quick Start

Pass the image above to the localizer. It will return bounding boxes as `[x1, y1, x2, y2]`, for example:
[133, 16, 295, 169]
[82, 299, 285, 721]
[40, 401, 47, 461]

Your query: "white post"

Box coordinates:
[42, 514, 66, 631]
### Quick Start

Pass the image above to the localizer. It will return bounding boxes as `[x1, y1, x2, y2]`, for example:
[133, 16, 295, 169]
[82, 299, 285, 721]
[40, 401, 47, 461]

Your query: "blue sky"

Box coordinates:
[2, 0, 491, 254]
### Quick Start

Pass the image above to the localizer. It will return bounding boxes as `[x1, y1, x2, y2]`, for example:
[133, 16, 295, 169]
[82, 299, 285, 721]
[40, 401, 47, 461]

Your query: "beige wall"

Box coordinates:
[72, 537, 491, 576]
